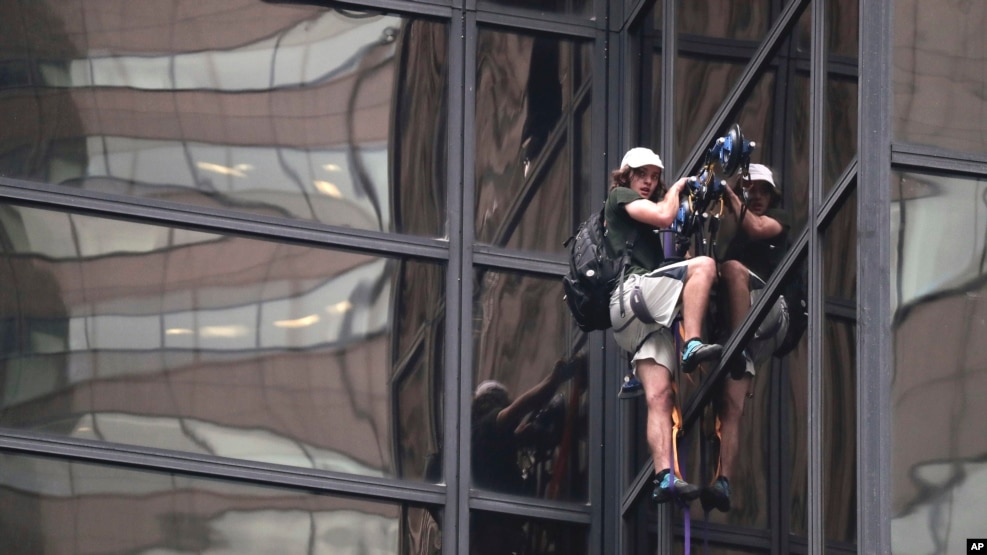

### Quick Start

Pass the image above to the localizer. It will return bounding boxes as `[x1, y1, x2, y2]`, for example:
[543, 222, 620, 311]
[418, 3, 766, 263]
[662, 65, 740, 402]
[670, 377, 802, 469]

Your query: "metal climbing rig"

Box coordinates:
[672, 123, 757, 259]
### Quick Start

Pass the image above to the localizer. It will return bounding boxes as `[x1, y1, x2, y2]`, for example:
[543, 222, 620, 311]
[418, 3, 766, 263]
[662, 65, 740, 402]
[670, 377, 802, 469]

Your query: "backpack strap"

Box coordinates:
[617, 232, 638, 318]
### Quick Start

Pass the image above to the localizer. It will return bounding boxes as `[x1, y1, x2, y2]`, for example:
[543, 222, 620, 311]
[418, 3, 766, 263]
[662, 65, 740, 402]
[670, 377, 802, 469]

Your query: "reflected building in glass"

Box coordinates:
[0, 0, 980, 554]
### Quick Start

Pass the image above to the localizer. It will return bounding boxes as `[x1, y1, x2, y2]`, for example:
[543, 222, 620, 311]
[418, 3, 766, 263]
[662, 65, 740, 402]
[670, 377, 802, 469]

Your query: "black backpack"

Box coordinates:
[562, 205, 635, 332]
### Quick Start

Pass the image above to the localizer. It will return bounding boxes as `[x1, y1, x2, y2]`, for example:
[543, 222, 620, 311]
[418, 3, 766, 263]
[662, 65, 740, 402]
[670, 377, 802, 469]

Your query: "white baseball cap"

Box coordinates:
[621, 147, 664, 170]
[747, 163, 780, 194]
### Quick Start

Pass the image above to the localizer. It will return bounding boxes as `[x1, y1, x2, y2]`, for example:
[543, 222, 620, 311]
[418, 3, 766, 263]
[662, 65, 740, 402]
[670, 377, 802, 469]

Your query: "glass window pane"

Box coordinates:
[678, 0, 771, 41]
[891, 171, 987, 553]
[825, 188, 857, 301]
[0, 204, 445, 481]
[0, 2, 448, 237]
[825, 77, 858, 195]
[823, 317, 857, 545]
[471, 268, 589, 502]
[477, 0, 594, 20]
[470, 510, 587, 555]
[786, 293, 810, 537]
[823, 178, 857, 548]
[474, 29, 592, 254]
[0, 451, 441, 554]
[894, 1, 987, 154]
[829, 0, 859, 58]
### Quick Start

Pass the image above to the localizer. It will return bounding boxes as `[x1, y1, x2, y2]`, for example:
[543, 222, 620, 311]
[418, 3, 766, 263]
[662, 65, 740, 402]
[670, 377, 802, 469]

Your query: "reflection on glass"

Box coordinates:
[823, 0, 859, 197]
[891, 172, 987, 553]
[822, 195, 856, 548]
[0, 204, 445, 481]
[0, 2, 447, 236]
[477, 0, 593, 19]
[825, 189, 857, 301]
[786, 263, 810, 537]
[828, 0, 859, 58]
[0, 452, 441, 555]
[470, 510, 586, 555]
[678, 0, 770, 41]
[825, 78, 858, 195]
[674, 540, 766, 555]
[471, 269, 588, 502]
[682, 262, 808, 532]
[823, 317, 857, 545]
[474, 28, 591, 253]
[674, 57, 775, 174]
[894, 1, 987, 154]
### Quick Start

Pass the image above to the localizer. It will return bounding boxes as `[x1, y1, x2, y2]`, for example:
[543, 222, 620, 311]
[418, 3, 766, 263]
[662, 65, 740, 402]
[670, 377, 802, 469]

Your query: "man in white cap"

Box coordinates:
[702, 162, 792, 513]
[604, 147, 723, 505]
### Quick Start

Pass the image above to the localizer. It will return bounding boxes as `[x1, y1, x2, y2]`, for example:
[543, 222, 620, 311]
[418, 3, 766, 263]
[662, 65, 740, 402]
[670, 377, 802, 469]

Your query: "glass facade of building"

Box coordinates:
[0, 0, 981, 553]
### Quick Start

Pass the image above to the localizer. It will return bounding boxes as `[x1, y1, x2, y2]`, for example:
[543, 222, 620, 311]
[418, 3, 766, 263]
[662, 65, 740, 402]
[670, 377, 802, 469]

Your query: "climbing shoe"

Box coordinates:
[701, 476, 732, 513]
[618, 374, 644, 400]
[680, 338, 723, 374]
[652, 470, 701, 504]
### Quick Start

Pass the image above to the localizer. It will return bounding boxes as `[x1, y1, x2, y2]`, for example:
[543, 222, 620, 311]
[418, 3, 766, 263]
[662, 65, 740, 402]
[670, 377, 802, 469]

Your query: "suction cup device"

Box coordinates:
[710, 123, 756, 177]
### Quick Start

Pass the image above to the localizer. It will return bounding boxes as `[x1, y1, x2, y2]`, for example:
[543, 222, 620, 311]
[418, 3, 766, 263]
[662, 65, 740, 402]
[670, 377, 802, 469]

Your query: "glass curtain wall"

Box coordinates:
[890, 1, 987, 554]
[0, 0, 600, 553]
[623, 0, 858, 552]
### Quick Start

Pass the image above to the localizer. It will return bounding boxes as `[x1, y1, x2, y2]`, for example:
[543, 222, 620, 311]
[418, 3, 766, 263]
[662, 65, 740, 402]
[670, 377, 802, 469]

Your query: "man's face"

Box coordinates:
[629, 165, 661, 199]
[745, 181, 774, 215]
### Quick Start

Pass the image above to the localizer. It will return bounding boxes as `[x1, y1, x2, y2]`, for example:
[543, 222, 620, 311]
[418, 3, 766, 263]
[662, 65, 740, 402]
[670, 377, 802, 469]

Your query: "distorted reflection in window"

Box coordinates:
[474, 28, 591, 254]
[894, 1, 987, 154]
[477, 0, 593, 20]
[0, 204, 444, 481]
[0, 2, 447, 236]
[0, 452, 441, 554]
[471, 268, 588, 503]
[678, 0, 770, 41]
[891, 172, 987, 553]
[470, 510, 586, 555]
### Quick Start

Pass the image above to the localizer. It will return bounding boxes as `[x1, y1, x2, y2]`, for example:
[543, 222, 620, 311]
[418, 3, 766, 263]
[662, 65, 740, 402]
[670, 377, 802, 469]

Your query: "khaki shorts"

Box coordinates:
[609, 259, 697, 373]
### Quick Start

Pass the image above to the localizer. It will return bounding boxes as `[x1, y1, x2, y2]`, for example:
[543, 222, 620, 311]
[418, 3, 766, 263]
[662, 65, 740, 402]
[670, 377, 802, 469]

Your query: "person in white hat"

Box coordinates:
[702, 162, 792, 513]
[604, 147, 724, 506]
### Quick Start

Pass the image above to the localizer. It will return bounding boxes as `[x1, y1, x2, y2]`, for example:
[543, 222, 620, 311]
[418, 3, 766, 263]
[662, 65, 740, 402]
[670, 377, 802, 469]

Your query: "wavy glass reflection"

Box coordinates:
[0, 452, 441, 555]
[0, 205, 445, 481]
[0, 2, 447, 236]
[470, 510, 586, 555]
[891, 172, 987, 553]
[474, 29, 591, 254]
[894, 1, 987, 154]
[471, 268, 588, 503]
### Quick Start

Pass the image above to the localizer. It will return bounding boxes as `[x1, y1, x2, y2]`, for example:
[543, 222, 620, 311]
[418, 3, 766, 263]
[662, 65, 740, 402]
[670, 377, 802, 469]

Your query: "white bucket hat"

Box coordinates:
[747, 163, 780, 195]
[621, 147, 664, 170]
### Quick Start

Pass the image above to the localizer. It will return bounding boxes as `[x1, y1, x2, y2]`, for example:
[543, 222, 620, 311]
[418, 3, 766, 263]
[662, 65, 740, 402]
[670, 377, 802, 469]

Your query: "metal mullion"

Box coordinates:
[473, 11, 598, 38]
[587, 27, 609, 555]
[0, 179, 450, 262]
[0, 432, 445, 506]
[336, 0, 455, 18]
[807, 0, 826, 554]
[857, 0, 893, 552]
[619, 0, 651, 33]
[442, 8, 467, 555]
[469, 494, 592, 523]
[817, 158, 857, 230]
[455, 9, 478, 555]
[657, 2, 675, 554]
[891, 142, 987, 178]
[605, 20, 627, 555]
